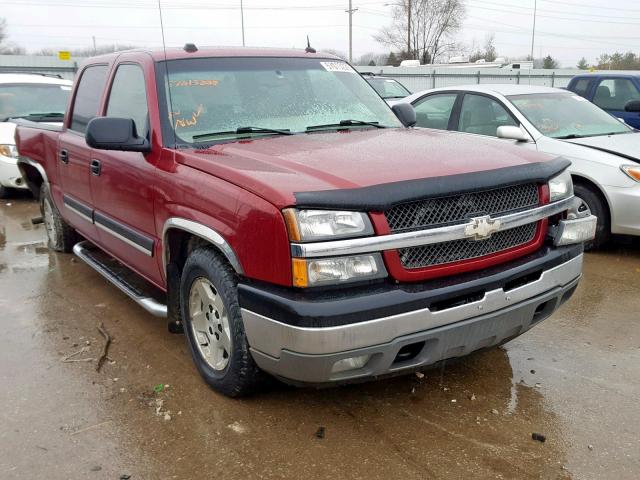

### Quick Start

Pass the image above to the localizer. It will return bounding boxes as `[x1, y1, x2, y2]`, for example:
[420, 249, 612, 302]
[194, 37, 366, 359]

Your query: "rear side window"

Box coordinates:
[106, 64, 149, 137]
[572, 79, 591, 98]
[594, 78, 640, 111]
[413, 93, 457, 130]
[70, 65, 108, 133]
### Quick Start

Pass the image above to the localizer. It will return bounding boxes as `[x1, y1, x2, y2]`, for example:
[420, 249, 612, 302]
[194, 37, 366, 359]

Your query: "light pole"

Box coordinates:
[529, 0, 537, 65]
[346, 0, 358, 62]
[384, 1, 411, 59]
[240, 0, 246, 47]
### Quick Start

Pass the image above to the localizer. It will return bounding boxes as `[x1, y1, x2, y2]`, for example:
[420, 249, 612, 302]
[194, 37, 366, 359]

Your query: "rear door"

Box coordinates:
[592, 77, 640, 129]
[89, 60, 162, 286]
[58, 64, 109, 239]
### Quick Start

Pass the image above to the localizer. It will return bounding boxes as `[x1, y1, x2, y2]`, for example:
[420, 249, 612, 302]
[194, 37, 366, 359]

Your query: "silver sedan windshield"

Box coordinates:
[508, 93, 631, 139]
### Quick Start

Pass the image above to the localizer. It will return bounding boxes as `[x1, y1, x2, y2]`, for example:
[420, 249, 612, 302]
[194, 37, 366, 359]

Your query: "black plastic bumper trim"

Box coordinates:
[238, 243, 582, 328]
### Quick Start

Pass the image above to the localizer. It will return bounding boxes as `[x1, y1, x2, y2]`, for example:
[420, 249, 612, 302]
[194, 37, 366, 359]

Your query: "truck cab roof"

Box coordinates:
[86, 46, 341, 64]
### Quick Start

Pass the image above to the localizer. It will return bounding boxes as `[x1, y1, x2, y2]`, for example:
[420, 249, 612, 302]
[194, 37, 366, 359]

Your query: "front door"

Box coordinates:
[58, 64, 110, 240]
[592, 77, 640, 129]
[89, 61, 162, 287]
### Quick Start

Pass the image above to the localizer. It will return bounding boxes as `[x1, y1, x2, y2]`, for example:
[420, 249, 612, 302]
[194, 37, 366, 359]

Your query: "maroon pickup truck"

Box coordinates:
[15, 46, 595, 397]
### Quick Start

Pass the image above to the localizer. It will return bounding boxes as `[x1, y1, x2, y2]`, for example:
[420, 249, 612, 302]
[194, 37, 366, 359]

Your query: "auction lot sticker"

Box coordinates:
[320, 61, 355, 73]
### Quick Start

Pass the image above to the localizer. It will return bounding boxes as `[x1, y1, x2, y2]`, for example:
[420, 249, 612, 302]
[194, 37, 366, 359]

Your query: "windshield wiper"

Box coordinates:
[3, 112, 65, 122]
[556, 134, 586, 139]
[306, 119, 386, 131]
[193, 126, 293, 141]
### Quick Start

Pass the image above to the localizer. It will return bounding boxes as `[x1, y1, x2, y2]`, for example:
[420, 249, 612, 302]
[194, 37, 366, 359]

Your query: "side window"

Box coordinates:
[106, 64, 149, 136]
[572, 79, 591, 98]
[412, 94, 457, 130]
[458, 94, 517, 137]
[594, 78, 640, 111]
[70, 65, 108, 133]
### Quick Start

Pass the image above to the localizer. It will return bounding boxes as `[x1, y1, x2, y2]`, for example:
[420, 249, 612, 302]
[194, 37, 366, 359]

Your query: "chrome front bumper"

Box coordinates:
[242, 254, 583, 384]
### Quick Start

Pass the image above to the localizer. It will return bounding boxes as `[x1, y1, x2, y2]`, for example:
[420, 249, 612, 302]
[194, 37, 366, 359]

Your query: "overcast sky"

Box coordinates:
[1, 0, 639, 67]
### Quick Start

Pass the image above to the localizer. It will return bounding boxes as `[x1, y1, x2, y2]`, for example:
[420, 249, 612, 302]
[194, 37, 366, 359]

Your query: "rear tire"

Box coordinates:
[573, 182, 609, 250]
[180, 247, 265, 397]
[40, 183, 77, 253]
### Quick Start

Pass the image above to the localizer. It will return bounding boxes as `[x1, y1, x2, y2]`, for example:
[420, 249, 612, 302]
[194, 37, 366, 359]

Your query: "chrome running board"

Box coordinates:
[73, 241, 167, 318]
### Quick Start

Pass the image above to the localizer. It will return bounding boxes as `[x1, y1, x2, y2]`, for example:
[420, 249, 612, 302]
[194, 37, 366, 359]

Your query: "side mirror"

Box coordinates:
[497, 125, 530, 142]
[85, 117, 150, 153]
[624, 100, 640, 112]
[391, 102, 417, 127]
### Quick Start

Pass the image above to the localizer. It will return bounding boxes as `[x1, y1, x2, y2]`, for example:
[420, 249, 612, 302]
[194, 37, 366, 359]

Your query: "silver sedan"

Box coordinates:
[391, 84, 640, 247]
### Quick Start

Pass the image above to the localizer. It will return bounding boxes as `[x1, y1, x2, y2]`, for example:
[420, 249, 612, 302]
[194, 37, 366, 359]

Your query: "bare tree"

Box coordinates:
[375, 0, 465, 64]
[0, 18, 6, 45]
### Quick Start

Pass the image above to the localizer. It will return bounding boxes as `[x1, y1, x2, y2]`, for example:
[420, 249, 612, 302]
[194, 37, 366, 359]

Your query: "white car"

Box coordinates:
[0, 74, 72, 197]
[392, 84, 640, 247]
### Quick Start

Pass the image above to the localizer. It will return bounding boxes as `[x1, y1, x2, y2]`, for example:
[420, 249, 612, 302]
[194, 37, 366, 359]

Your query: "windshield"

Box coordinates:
[367, 77, 411, 99]
[0, 83, 71, 120]
[508, 92, 632, 139]
[158, 57, 401, 144]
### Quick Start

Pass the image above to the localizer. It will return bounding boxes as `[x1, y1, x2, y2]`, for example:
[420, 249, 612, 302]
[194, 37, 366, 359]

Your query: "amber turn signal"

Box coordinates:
[283, 208, 301, 242]
[292, 258, 308, 288]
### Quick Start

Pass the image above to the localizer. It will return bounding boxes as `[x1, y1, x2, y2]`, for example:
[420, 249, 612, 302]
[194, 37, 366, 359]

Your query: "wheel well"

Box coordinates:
[165, 228, 230, 274]
[571, 174, 611, 226]
[18, 163, 44, 197]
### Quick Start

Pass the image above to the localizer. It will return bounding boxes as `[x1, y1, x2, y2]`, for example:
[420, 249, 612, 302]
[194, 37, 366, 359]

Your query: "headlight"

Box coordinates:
[621, 165, 640, 182]
[0, 144, 18, 158]
[292, 254, 387, 287]
[283, 208, 373, 242]
[548, 169, 573, 202]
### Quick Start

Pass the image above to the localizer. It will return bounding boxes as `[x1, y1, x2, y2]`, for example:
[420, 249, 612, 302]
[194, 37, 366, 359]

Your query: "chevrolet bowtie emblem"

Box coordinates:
[464, 215, 501, 241]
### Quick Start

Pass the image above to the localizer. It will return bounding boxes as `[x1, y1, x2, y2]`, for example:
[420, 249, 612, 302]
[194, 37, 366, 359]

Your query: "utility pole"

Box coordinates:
[240, 0, 245, 47]
[529, 0, 537, 65]
[92, 35, 96, 55]
[346, 0, 358, 62]
[406, 0, 411, 59]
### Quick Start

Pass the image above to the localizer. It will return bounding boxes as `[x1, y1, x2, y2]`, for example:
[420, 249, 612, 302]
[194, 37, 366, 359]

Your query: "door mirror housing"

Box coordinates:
[391, 102, 417, 127]
[497, 125, 530, 142]
[624, 100, 640, 112]
[85, 117, 151, 153]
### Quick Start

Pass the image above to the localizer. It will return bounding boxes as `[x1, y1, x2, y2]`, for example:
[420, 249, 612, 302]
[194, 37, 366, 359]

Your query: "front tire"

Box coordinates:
[180, 247, 265, 397]
[40, 183, 77, 253]
[573, 182, 609, 250]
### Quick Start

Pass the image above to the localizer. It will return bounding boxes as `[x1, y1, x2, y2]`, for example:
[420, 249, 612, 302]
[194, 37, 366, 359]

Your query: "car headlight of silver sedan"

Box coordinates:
[548, 169, 573, 202]
[620, 165, 640, 183]
[0, 144, 19, 159]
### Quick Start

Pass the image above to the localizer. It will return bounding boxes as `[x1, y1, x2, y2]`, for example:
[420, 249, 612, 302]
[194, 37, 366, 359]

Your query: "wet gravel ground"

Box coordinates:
[1, 196, 639, 479]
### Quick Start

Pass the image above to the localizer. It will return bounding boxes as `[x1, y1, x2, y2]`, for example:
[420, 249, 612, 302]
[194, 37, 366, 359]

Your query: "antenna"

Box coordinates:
[158, 0, 177, 148]
[305, 36, 316, 54]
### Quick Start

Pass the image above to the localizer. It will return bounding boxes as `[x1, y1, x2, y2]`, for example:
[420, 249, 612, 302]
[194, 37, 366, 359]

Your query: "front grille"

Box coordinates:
[398, 223, 538, 269]
[386, 183, 539, 233]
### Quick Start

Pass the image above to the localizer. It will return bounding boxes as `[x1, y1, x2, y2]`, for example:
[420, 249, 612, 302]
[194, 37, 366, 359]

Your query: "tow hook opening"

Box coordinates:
[393, 341, 425, 364]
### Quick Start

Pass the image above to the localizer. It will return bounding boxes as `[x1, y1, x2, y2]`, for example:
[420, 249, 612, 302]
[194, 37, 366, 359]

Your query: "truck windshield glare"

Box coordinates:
[158, 57, 402, 144]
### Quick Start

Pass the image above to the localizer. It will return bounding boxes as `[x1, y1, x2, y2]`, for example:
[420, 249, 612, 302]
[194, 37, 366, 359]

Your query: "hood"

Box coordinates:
[564, 132, 640, 163]
[177, 128, 556, 209]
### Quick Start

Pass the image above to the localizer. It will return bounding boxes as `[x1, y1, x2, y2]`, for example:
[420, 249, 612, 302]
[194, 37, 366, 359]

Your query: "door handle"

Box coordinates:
[90, 159, 101, 176]
[59, 149, 69, 164]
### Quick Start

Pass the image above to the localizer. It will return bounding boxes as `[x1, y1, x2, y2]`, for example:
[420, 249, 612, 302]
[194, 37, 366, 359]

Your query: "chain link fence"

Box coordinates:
[356, 66, 581, 93]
